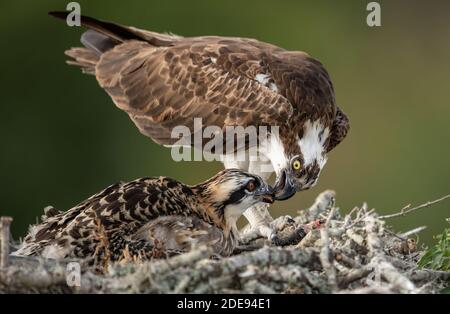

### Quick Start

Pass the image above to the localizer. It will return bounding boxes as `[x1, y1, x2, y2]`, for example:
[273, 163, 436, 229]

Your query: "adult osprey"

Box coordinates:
[49, 12, 349, 240]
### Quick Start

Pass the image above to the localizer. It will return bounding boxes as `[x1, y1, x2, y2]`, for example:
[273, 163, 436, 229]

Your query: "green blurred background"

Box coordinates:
[0, 0, 449, 245]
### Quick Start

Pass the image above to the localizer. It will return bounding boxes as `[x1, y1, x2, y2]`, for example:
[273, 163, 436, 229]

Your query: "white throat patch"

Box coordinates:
[259, 132, 288, 176]
[298, 119, 329, 168]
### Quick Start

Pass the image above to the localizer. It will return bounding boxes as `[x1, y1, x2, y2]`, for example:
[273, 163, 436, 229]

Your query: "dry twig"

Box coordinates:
[2, 192, 448, 294]
[0, 217, 13, 269]
[379, 194, 450, 219]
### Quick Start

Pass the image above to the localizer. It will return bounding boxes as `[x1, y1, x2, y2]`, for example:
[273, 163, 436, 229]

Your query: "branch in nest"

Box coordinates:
[319, 207, 337, 291]
[2, 190, 449, 294]
[364, 216, 417, 293]
[0, 217, 13, 269]
[379, 194, 450, 219]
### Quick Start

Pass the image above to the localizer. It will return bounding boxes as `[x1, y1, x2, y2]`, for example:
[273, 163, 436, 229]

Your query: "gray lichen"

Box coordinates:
[1, 191, 449, 294]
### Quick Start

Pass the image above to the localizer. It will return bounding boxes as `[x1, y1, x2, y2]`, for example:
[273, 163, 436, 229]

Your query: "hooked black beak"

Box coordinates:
[274, 170, 296, 201]
[255, 183, 275, 204]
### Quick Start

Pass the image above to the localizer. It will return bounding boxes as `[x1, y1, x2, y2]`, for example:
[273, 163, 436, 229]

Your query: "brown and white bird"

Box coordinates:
[49, 12, 349, 242]
[12, 169, 274, 264]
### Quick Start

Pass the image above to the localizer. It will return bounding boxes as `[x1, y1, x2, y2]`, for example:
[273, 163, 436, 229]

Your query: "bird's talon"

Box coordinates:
[270, 214, 297, 232]
[210, 254, 222, 260]
[270, 226, 308, 247]
[270, 234, 283, 246]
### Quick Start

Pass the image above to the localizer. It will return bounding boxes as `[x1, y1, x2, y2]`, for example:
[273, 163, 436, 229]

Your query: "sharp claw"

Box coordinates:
[209, 254, 222, 260]
[239, 223, 275, 244]
[270, 234, 283, 246]
[270, 226, 308, 247]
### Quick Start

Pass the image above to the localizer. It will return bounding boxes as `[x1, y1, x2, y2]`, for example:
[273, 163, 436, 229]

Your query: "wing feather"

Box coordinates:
[94, 39, 293, 145]
[56, 13, 348, 151]
[326, 106, 350, 152]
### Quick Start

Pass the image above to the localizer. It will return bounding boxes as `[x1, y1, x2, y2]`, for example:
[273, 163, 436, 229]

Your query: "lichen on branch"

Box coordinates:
[1, 191, 449, 293]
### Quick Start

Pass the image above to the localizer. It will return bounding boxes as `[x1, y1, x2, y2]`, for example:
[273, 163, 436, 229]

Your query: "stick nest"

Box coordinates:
[1, 191, 449, 294]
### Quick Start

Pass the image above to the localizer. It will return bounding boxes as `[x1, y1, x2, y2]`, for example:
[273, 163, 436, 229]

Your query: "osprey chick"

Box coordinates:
[49, 12, 349, 241]
[12, 170, 274, 263]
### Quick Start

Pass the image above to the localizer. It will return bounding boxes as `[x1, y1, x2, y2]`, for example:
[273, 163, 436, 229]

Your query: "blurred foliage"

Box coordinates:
[418, 218, 449, 272]
[0, 0, 449, 245]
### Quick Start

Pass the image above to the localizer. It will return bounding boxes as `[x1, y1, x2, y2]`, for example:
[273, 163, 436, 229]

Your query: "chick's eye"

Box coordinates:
[246, 180, 256, 192]
[292, 159, 301, 171]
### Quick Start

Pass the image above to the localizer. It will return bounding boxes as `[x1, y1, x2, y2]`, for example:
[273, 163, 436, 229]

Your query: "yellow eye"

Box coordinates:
[292, 160, 301, 171]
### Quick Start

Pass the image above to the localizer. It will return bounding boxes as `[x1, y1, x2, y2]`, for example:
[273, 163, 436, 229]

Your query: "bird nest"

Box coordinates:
[0, 191, 448, 294]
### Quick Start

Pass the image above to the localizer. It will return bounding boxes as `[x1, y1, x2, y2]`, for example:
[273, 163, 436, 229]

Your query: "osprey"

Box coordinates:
[12, 169, 274, 264]
[49, 12, 349, 241]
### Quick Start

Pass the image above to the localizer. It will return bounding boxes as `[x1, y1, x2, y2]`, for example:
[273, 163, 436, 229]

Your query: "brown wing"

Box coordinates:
[94, 38, 293, 145]
[262, 50, 349, 153]
[53, 12, 345, 150]
[327, 106, 350, 153]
